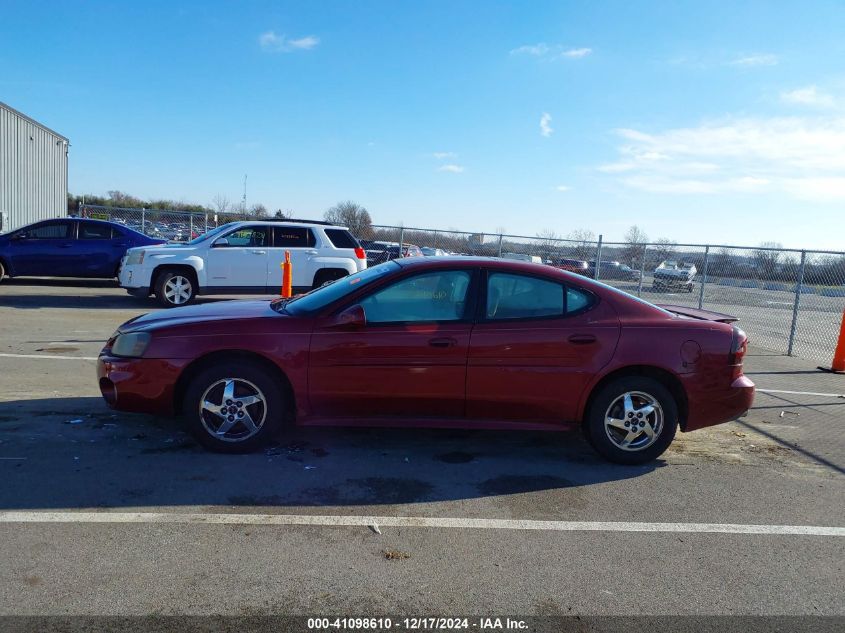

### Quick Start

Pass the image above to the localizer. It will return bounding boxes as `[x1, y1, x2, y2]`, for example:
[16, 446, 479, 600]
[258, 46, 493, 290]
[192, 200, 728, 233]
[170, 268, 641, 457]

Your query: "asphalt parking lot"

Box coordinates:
[0, 279, 843, 620]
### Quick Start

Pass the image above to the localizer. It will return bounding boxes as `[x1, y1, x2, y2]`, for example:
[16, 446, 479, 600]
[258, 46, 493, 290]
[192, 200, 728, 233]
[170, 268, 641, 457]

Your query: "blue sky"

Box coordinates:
[2, 0, 845, 249]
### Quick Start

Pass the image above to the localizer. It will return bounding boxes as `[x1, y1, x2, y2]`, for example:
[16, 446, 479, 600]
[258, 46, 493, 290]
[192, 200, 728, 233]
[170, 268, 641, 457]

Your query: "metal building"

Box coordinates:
[0, 101, 69, 233]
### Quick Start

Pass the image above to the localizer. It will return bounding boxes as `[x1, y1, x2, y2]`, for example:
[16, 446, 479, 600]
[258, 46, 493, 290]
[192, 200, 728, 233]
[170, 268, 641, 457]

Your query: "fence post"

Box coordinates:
[637, 245, 647, 296]
[787, 250, 807, 356]
[141, 208, 146, 235]
[698, 245, 710, 310]
[433, 230, 438, 250]
[497, 234, 504, 258]
[204, 213, 208, 234]
[594, 235, 603, 281]
[189, 214, 193, 239]
[398, 226, 405, 256]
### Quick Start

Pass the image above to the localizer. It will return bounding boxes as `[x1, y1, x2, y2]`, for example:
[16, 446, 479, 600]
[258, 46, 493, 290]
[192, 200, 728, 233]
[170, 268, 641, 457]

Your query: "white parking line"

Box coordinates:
[757, 388, 845, 398]
[0, 352, 97, 361]
[0, 511, 841, 536]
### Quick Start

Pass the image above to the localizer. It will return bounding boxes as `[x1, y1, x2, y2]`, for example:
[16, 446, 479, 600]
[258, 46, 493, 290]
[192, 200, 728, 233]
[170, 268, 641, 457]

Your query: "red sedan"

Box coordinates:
[97, 257, 754, 464]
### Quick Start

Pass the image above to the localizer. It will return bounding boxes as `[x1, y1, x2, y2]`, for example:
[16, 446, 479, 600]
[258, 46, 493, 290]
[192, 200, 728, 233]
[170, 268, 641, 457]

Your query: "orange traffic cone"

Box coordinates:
[280, 251, 293, 298]
[818, 308, 845, 373]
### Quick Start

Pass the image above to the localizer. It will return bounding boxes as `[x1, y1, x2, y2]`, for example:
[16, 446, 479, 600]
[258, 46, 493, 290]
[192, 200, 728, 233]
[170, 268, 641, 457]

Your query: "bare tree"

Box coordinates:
[534, 229, 561, 260]
[250, 203, 268, 218]
[653, 238, 677, 263]
[753, 241, 784, 279]
[621, 225, 649, 268]
[274, 209, 292, 219]
[211, 194, 230, 214]
[566, 228, 596, 260]
[324, 200, 374, 238]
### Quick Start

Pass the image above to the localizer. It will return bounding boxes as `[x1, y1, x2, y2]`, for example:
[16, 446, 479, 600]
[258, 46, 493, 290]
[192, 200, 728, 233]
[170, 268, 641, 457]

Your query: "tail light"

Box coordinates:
[354, 247, 366, 260]
[729, 326, 748, 377]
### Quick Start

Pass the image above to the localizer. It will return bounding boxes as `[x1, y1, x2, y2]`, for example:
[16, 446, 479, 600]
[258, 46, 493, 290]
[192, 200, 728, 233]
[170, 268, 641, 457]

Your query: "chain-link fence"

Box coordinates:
[76, 205, 845, 365]
[365, 225, 845, 365]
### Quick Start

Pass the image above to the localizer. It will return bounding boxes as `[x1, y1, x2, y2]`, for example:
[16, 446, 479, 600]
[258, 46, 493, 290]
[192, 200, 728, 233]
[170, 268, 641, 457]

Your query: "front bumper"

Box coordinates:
[118, 265, 151, 296]
[684, 375, 755, 432]
[97, 354, 189, 416]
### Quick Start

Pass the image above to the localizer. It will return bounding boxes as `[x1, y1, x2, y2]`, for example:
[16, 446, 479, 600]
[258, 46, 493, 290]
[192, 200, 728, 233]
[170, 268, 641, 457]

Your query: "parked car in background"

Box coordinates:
[98, 257, 754, 464]
[421, 247, 449, 257]
[0, 217, 165, 282]
[653, 261, 697, 293]
[587, 260, 642, 282]
[552, 258, 590, 275]
[362, 241, 423, 266]
[502, 252, 543, 264]
[118, 219, 367, 307]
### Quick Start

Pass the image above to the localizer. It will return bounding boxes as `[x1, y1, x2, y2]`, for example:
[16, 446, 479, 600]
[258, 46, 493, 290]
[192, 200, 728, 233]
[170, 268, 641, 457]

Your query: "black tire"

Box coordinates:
[183, 361, 286, 453]
[583, 376, 678, 465]
[312, 268, 348, 290]
[0, 260, 5, 283]
[154, 268, 197, 308]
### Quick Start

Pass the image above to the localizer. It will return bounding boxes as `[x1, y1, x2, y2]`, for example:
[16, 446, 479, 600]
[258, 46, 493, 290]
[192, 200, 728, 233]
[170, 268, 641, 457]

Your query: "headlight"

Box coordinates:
[126, 250, 146, 265]
[111, 332, 151, 358]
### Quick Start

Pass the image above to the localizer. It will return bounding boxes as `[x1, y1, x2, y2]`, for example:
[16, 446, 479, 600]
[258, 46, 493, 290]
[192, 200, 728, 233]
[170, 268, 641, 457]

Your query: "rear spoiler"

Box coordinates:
[657, 304, 739, 323]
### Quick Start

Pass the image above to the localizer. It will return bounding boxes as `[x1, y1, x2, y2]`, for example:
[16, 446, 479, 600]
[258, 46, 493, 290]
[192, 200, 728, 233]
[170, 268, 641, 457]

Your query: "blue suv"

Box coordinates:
[0, 217, 165, 282]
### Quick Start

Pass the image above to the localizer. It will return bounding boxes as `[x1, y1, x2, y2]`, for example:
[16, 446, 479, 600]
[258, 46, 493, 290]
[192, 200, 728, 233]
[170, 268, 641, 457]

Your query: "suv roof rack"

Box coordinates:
[261, 218, 338, 226]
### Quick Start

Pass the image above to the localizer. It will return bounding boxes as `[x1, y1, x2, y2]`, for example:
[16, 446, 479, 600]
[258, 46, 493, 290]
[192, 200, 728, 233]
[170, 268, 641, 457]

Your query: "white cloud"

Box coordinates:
[561, 47, 592, 58]
[437, 164, 464, 173]
[729, 53, 778, 67]
[510, 43, 550, 57]
[600, 116, 845, 201]
[781, 86, 835, 108]
[540, 112, 553, 137]
[555, 185, 571, 192]
[259, 31, 319, 53]
[510, 43, 591, 60]
[433, 152, 457, 160]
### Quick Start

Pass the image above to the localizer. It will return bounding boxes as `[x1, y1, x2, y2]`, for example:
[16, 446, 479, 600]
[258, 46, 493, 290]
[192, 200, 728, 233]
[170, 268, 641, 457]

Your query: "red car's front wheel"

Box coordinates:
[183, 361, 286, 453]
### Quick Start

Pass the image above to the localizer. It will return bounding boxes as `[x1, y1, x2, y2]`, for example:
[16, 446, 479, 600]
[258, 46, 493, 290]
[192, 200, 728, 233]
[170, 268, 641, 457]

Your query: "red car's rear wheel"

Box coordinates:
[585, 376, 678, 464]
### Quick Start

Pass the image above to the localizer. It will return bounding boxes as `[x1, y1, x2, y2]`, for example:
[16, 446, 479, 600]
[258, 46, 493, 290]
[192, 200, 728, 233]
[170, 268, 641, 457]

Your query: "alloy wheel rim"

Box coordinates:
[165, 276, 192, 305]
[199, 378, 267, 442]
[603, 390, 664, 452]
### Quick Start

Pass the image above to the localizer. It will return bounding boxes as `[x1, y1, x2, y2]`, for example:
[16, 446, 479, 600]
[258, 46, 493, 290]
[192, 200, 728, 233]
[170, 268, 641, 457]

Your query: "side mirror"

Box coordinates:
[10, 233, 25, 241]
[212, 238, 229, 247]
[326, 304, 366, 330]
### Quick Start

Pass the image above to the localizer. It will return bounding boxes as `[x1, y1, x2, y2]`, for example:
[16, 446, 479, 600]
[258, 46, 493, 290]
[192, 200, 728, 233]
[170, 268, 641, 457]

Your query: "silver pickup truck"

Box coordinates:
[653, 260, 697, 292]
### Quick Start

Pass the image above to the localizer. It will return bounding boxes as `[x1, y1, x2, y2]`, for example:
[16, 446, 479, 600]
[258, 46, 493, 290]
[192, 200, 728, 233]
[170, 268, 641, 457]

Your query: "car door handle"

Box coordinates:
[58, 243, 74, 248]
[429, 337, 457, 348]
[305, 249, 318, 256]
[249, 250, 267, 255]
[568, 334, 597, 345]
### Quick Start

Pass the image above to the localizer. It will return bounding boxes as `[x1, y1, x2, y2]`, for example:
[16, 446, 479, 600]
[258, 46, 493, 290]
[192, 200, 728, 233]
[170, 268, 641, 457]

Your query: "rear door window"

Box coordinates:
[274, 227, 316, 247]
[79, 223, 113, 239]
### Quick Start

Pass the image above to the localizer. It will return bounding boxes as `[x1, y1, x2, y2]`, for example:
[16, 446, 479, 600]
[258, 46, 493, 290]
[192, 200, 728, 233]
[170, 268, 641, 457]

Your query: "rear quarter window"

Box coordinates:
[324, 229, 361, 249]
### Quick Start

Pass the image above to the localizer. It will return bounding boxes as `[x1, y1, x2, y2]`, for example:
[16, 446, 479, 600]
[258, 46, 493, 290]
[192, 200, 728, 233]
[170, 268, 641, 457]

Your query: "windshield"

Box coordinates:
[274, 261, 399, 315]
[186, 223, 232, 245]
[590, 278, 675, 316]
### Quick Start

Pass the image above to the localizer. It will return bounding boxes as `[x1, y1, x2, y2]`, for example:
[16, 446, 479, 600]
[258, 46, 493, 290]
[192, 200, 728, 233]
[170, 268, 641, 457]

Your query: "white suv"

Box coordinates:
[119, 220, 367, 307]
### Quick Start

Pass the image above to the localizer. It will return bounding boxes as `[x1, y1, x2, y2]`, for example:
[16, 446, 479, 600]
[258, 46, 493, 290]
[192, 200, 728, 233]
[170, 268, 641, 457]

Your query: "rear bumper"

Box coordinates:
[97, 354, 188, 416]
[684, 375, 755, 432]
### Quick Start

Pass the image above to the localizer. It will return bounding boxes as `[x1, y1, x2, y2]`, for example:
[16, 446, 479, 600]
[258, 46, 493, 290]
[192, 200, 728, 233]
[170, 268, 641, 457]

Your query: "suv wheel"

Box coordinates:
[312, 269, 348, 290]
[183, 361, 285, 453]
[0, 260, 5, 283]
[584, 376, 678, 464]
[155, 269, 196, 308]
